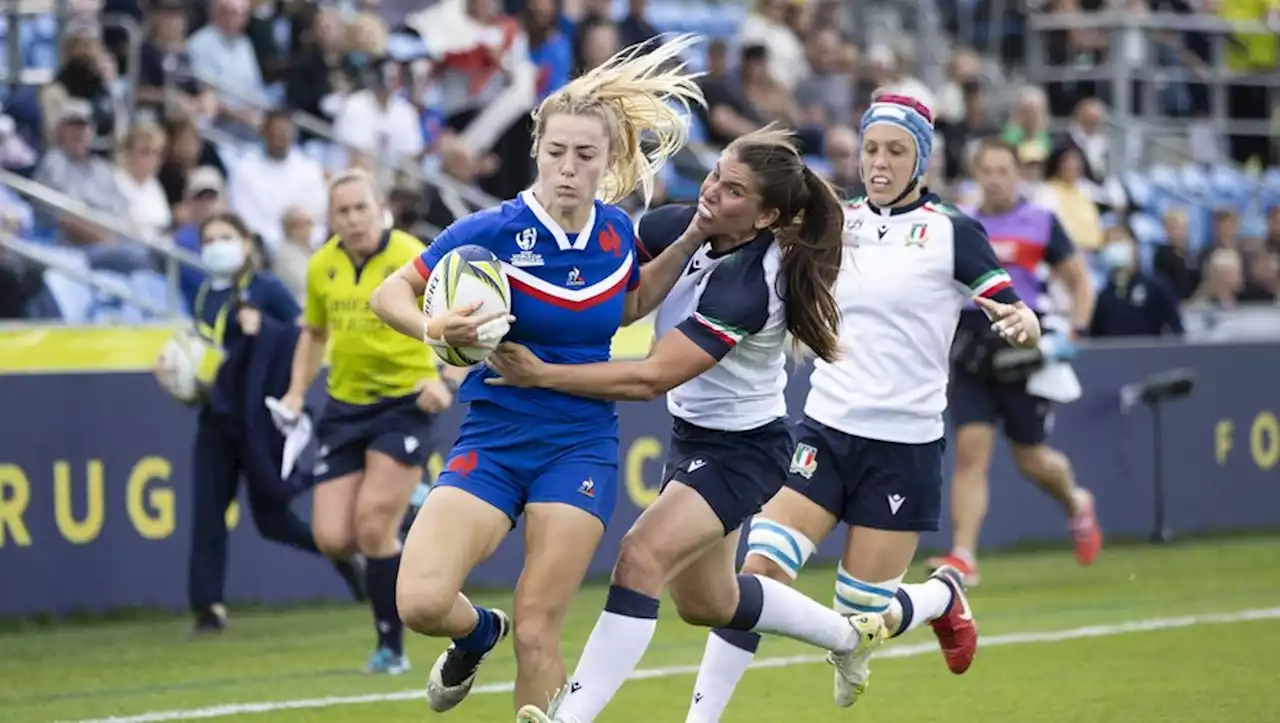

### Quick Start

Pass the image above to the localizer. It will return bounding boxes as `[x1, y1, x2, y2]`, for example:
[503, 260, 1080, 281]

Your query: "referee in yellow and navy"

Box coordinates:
[279, 169, 454, 675]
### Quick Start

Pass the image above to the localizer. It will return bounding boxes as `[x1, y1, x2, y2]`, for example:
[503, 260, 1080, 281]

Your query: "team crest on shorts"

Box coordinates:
[789, 443, 818, 479]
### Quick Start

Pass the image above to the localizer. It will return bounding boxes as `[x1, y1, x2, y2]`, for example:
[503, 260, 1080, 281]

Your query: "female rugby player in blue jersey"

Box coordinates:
[370, 34, 708, 715]
[482, 128, 889, 723]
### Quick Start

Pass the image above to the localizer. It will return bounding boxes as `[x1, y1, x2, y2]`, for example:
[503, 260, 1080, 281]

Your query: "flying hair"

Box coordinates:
[531, 33, 706, 206]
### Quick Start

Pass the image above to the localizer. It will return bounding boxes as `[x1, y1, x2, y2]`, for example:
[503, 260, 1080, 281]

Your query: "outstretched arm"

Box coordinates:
[621, 227, 704, 324]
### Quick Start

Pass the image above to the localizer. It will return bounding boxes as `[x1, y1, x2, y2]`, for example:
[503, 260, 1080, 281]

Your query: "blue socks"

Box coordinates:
[453, 605, 499, 652]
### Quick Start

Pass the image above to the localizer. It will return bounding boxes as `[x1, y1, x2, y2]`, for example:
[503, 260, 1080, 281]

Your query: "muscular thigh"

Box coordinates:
[401, 486, 511, 595]
[514, 501, 605, 631]
[355, 450, 422, 529]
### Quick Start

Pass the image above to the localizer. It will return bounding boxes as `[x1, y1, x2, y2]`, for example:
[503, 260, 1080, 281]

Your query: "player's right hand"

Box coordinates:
[439, 302, 516, 347]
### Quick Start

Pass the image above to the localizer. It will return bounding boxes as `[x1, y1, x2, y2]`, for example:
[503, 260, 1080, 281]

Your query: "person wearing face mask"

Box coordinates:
[1089, 226, 1184, 338]
[155, 212, 365, 635]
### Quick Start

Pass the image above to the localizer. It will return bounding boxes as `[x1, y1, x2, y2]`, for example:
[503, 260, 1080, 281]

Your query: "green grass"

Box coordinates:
[2, 536, 1278, 723]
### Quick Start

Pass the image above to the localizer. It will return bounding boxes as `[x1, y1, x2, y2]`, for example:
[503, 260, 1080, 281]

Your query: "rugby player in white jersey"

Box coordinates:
[484, 127, 887, 723]
[680, 93, 1044, 723]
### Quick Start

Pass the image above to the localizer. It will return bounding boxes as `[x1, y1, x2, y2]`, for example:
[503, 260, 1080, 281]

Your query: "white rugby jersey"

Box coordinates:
[805, 193, 1020, 444]
[640, 205, 788, 431]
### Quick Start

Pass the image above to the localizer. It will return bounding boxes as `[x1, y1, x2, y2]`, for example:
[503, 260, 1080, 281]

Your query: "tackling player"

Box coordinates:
[925, 138, 1101, 584]
[369, 35, 706, 714]
[486, 128, 878, 723]
[678, 95, 1044, 723]
[278, 170, 454, 674]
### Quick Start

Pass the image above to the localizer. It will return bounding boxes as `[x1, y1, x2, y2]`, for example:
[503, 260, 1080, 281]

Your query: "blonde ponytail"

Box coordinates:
[531, 33, 706, 206]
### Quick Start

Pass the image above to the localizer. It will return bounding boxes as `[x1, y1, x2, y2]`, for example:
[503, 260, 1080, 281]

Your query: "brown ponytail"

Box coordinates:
[726, 127, 844, 363]
[778, 167, 843, 362]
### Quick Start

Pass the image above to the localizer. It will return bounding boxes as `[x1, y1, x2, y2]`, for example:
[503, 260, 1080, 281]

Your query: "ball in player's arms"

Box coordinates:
[422, 245, 512, 366]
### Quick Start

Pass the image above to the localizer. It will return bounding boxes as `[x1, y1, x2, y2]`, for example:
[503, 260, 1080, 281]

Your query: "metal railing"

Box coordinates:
[0, 230, 169, 317]
[0, 167, 204, 317]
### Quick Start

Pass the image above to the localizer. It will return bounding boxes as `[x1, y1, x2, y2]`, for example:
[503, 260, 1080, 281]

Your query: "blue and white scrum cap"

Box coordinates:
[859, 94, 935, 182]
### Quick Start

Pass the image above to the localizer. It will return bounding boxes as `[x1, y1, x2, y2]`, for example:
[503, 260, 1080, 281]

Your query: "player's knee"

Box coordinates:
[1011, 443, 1057, 480]
[353, 499, 401, 553]
[833, 564, 902, 618]
[397, 576, 457, 636]
[511, 606, 563, 668]
[744, 518, 816, 582]
[611, 530, 666, 591]
[671, 589, 735, 628]
[311, 520, 355, 559]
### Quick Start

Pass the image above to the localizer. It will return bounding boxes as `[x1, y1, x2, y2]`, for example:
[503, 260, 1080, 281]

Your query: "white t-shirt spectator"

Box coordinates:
[226, 148, 328, 254]
[334, 90, 424, 165]
[114, 167, 172, 242]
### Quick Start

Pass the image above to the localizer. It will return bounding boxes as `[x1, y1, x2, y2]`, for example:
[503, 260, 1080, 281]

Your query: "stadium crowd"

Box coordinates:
[0, 0, 1278, 332]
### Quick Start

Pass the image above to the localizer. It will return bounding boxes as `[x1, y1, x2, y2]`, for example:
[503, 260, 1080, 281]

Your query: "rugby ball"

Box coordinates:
[423, 244, 511, 366]
[157, 329, 219, 405]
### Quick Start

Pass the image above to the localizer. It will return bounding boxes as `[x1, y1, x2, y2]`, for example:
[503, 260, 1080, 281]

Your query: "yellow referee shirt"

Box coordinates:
[305, 229, 438, 405]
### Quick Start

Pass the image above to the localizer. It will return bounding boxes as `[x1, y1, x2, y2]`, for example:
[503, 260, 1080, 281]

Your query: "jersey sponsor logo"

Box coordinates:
[789, 443, 818, 479]
[511, 227, 544, 267]
[447, 451, 478, 476]
[598, 222, 623, 257]
[566, 267, 584, 287]
[887, 493, 906, 515]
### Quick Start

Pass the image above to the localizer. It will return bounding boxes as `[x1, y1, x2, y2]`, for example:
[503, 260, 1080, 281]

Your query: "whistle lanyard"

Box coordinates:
[193, 273, 254, 348]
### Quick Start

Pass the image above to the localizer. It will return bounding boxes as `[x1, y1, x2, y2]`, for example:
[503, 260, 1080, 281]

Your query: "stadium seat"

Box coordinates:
[1208, 164, 1251, 207]
[129, 269, 183, 317]
[1178, 164, 1209, 199]
[1146, 165, 1180, 194]
[1122, 170, 1154, 211]
[1129, 212, 1166, 246]
[41, 270, 93, 324]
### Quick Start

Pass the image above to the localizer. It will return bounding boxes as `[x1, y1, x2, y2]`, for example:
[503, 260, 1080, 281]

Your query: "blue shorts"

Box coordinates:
[314, 393, 435, 484]
[949, 364, 1054, 446]
[783, 416, 944, 533]
[435, 401, 619, 526]
[661, 417, 793, 535]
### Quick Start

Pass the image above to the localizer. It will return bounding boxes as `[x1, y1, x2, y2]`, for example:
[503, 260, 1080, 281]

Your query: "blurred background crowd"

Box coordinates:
[0, 0, 1278, 340]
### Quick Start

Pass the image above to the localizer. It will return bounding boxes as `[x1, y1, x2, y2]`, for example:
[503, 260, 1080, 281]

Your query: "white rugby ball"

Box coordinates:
[423, 244, 512, 366]
[158, 329, 217, 404]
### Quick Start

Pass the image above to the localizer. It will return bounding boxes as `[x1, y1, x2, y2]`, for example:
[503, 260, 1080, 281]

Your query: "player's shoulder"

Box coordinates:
[596, 201, 637, 234]
[920, 195, 986, 244]
[638, 204, 696, 245]
[441, 196, 528, 241]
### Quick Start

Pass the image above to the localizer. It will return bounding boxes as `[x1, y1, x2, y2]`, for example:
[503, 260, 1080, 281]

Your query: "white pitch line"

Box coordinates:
[66, 606, 1280, 723]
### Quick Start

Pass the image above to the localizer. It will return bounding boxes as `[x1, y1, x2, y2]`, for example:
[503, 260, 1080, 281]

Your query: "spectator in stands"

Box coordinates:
[1002, 86, 1052, 161]
[615, 0, 660, 51]
[0, 186, 34, 237]
[574, 18, 620, 76]
[187, 0, 267, 140]
[1153, 207, 1201, 300]
[940, 81, 998, 184]
[822, 125, 863, 198]
[159, 116, 228, 217]
[244, 0, 288, 83]
[35, 99, 149, 273]
[864, 42, 935, 113]
[695, 39, 762, 148]
[0, 114, 38, 173]
[407, 0, 537, 199]
[1089, 225, 1184, 337]
[739, 44, 804, 133]
[1240, 250, 1279, 303]
[227, 111, 328, 255]
[174, 166, 230, 307]
[1061, 96, 1110, 184]
[136, 0, 217, 126]
[1268, 205, 1280, 253]
[1040, 145, 1104, 253]
[740, 0, 808, 91]
[524, 0, 574, 102]
[1189, 247, 1245, 309]
[284, 6, 359, 127]
[114, 123, 172, 243]
[272, 205, 314, 304]
[935, 47, 982, 125]
[795, 28, 854, 128]
[333, 57, 424, 170]
[40, 19, 124, 156]
[1200, 208, 1241, 266]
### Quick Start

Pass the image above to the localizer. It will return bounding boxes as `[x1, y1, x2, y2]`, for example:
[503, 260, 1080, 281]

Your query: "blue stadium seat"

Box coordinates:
[1122, 170, 1154, 210]
[1261, 168, 1280, 207]
[130, 269, 181, 317]
[1146, 165, 1180, 194]
[1129, 211, 1166, 245]
[41, 270, 93, 323]
[1178, 164, 1210, 199]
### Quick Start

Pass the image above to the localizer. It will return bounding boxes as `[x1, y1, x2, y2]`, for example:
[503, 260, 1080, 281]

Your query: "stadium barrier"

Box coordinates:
[1, 328, 1278, 616]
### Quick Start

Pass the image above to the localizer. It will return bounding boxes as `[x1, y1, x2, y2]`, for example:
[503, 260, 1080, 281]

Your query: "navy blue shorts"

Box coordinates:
[434, 402, 619, 527]
[314, 393, 435, 483]
[949, 364, 1054, 446]
[783, 416, 944, 532]
[661, 417, 793, 535]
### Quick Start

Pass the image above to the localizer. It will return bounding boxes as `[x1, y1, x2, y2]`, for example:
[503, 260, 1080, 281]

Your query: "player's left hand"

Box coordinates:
[975, 297, 1039, 347]
[414, 378, 453, 413]
[483, 343, 544, 388]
